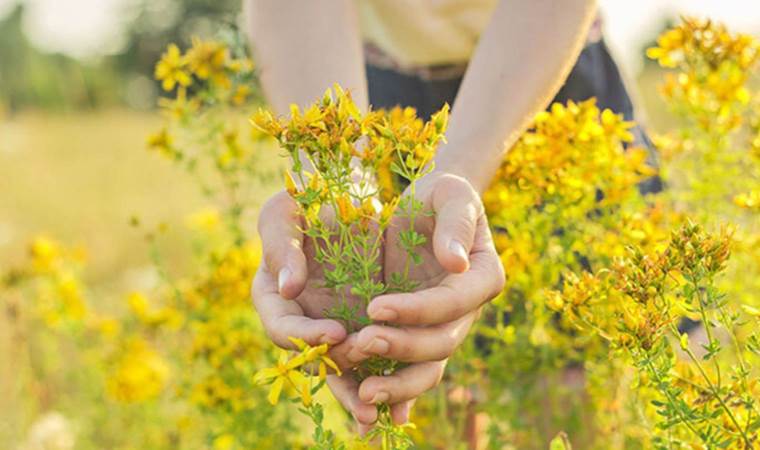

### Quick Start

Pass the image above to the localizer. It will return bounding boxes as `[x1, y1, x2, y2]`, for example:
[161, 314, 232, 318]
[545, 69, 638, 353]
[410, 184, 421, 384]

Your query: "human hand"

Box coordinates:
[251, 190, 350, 350]
[328, 172, 505, 433]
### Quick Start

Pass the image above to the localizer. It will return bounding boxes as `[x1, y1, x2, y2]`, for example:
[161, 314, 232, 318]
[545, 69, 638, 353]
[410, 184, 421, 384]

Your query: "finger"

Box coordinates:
[367, 230, 504, 325]
[251, 266, 346, 347]
[359, 360, 446, 405]
[258, 190, 307, 299]
[328, 333, 364, 371]
[348, 313, 475, 362]
[431, 174, 483, 273]
[358, 422, 373, 437]
[391, 399, 415, 425]
[327, 374, 377, 429]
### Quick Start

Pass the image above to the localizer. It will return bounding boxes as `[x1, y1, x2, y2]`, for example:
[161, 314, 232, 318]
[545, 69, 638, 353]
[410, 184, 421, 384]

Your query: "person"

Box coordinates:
[245, 0, 649, 434]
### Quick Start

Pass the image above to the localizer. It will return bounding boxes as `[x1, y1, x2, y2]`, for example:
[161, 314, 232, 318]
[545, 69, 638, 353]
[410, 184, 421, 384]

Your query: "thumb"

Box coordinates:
[431, 175, 482, 273]
[258, 191, 308, 299]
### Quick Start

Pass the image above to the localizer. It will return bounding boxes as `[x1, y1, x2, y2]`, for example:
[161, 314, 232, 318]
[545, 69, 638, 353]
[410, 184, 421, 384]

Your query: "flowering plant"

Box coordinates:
[251, 85, 449, 448]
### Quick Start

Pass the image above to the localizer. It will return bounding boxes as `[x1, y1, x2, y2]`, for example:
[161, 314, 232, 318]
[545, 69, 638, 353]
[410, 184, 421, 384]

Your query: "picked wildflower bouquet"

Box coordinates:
[252, 85, 449, 448]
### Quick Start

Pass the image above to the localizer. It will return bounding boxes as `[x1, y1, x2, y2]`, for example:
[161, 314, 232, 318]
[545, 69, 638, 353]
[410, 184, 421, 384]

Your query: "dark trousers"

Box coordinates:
[366, 39, 663, 194]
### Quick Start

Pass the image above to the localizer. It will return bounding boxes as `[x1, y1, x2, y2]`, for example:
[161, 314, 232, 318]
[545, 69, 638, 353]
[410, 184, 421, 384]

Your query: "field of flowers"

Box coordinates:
[2, 17, 760, 450]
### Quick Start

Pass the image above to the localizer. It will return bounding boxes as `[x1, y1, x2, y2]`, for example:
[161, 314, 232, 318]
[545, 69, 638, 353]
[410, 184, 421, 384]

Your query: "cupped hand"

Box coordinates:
[251, 190, 349, 350]
[328, 172, 505, 432]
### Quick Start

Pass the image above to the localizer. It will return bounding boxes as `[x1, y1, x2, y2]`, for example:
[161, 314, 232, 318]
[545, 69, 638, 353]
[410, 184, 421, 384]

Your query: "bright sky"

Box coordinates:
[1, 0, 759, 72]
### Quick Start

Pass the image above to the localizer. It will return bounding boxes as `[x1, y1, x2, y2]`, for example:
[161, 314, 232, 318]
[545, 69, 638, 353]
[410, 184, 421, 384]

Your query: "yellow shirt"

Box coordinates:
[357, 0, 498, 67]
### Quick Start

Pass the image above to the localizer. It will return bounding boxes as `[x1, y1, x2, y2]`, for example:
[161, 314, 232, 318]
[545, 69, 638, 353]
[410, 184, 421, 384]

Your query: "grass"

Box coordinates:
[0, 109, 212, 286]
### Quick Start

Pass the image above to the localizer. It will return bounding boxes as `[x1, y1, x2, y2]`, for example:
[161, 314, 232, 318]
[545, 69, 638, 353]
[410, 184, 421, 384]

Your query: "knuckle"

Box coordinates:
[439, 333, 458, 357]
[448, 215, 475, 240]
[446, 295, 467, 321]
[262, 243, 281, 274]
[360, 325, 383, 341]
[482, 257, 506, 299]
[360, 377, 385, 398]
[438, 283, 464, 319]
[386, 294, 420, 324]
[393, 328, 415, 359]
[402, 296, 423, 323]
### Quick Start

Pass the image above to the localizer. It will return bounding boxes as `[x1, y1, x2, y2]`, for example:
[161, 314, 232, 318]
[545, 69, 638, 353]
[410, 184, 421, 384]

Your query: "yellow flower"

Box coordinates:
[231, 85, 251, 106]
[250, 108, 284, 137]
[253, 349, 310, 405]
[227, 57, 254, 74]
[284, 170, 299, 197]
[127, 292, 183, 330]
[107, 337, 170, 403]
[55, 273, 87, 321]
[185, 37, 229, 87]
[213, 434, 236, 450]
[733, 190, 760, 212]
[154, 44, 192, 91]
[29, 235, 61, 273]
[336, 194, 358, 224]
[186, 207, 221, 231]
[379, 197, 399, 227]
[288, 336, 342, 380]
[146, 127, 176, 158]
[158, 87, 200, 120]
[90, 315, 121, 339]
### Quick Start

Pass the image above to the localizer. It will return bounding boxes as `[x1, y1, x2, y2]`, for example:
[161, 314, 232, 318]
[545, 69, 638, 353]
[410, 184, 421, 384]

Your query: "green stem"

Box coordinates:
[671, 323, 751, 446]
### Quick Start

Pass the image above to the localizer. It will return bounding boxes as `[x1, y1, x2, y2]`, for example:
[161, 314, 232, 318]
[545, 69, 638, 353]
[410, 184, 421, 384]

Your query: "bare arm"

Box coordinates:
[244, 0, 367, 113]
[434, 0, 597, 193]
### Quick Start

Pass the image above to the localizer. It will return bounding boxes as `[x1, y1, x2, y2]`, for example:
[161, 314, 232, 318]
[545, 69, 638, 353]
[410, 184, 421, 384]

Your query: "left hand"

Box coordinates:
[328, 172, 505, 434]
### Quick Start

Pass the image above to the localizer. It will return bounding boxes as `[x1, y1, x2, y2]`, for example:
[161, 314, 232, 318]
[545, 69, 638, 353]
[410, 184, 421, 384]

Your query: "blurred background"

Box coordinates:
[1, 0, 759, 278]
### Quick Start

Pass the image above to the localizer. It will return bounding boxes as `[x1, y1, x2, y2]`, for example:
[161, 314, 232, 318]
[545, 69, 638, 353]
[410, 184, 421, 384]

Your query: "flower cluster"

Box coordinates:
[549, 222, 760, 448]
[647, 17, 760, 135]
[253, 85, 448, 447]
[154, 37, 255, 107]
[148, 39, 272, 248]
[107, 336, 171, 403]
[463, 97, 665, 447]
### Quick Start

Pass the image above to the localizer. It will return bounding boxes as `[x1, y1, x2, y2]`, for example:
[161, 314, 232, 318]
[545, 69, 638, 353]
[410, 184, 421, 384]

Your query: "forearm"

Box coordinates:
[245, 0, 367, 114]
[434, 0, 597, 193]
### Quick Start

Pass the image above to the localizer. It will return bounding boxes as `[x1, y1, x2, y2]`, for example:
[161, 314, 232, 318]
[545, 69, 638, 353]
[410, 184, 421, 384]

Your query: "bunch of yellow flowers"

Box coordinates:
[647, 17, 759, 135]
[550, 222, 760, 448]
[252, 85, 448, 449]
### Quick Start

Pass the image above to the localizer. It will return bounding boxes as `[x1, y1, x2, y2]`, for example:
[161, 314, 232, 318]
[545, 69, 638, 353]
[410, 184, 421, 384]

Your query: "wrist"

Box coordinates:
[433, 138, 504, 194]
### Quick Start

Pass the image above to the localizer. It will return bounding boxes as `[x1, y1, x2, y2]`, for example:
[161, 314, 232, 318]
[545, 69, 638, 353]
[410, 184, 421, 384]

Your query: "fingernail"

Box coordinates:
[449, 239, 468, 261]
[362, 337, 390, 355]
[277, 267, 291, 293]
[370, 391, 390, 404]
[370, 307, 398, 322]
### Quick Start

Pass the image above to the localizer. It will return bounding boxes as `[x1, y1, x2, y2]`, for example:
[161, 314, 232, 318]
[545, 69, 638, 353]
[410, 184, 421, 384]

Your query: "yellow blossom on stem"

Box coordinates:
[107, 337, 170, 403]
[288, 337, 342, 380]
[185, 37, 230, 88]
[253, 349, 310, 406]
[154, 44, 192, 91]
